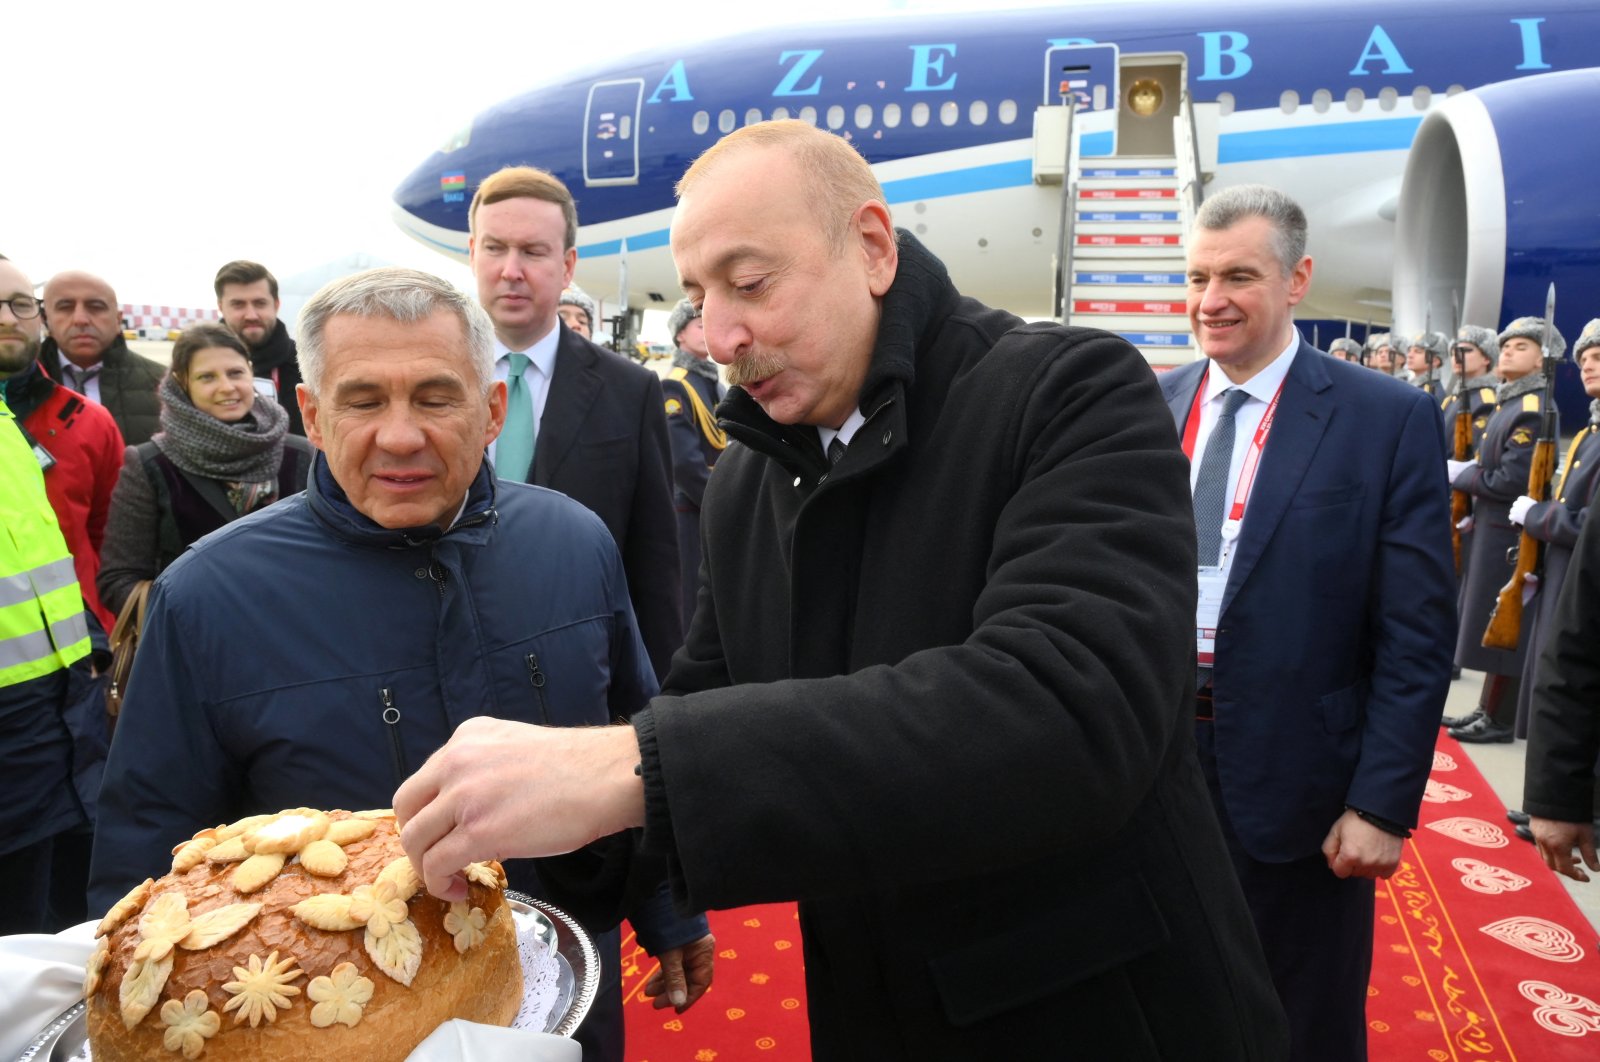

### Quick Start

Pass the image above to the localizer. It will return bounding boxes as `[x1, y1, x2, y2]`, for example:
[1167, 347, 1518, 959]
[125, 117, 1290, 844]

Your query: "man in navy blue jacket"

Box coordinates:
[89, 267, 710, 1061]
[1160, 185, 1455, 1061]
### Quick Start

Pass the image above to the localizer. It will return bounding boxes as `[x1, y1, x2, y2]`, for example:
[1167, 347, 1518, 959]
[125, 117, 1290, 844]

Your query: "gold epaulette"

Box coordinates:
[1478, 387, 1496, 406]
[1522, 393, 1541, 413]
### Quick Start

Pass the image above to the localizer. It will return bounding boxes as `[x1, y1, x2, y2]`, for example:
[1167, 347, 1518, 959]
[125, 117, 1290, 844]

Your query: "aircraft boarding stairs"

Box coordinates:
[1065, 158, 1193, 369]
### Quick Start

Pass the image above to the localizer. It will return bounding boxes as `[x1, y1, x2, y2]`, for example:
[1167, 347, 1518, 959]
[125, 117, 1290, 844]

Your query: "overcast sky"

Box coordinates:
[1, 0, 1063, 329]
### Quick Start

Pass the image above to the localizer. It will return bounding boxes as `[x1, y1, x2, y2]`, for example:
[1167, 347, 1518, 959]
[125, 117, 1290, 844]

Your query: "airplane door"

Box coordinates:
[1043, 44, 1119, 157]
[1117, 58, 1183, 156]
[583, 79, 643, 186]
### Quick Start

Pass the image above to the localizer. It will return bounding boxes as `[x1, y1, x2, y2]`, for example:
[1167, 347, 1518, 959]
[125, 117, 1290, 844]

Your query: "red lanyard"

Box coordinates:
[1181, 367, 1285, 523]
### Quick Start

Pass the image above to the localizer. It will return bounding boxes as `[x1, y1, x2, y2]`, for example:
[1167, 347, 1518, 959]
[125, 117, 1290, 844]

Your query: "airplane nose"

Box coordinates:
[391, 146, 476, 264]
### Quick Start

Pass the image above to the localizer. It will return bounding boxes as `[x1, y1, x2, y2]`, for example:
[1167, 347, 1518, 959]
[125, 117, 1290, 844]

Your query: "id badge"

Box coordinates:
[1195, 566, 1227, 666]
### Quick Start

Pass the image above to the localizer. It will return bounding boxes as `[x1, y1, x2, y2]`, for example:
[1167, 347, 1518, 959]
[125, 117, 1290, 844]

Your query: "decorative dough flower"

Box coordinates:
[349, 881, 407, 938]
[160, 990, 221, 1059]
[443, 903, 488, 953]
[222, 950, 303, 1027]
[307, 961, 375, 1028]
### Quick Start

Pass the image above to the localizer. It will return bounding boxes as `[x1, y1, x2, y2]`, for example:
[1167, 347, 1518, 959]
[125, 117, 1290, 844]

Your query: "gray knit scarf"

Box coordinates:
[1496, 372, 1545, 404]
[154, 372, 289, 487]
[672, 348, 721, 383]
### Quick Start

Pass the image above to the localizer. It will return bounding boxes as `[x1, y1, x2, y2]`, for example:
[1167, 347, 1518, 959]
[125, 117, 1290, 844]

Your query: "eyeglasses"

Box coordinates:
[0, 295, 42, 319]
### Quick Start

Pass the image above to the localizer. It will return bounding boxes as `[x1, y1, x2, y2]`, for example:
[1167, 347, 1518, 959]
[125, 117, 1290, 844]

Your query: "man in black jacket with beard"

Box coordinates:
[397, 120, 1288, 1060]
[215, 260, 304, 434]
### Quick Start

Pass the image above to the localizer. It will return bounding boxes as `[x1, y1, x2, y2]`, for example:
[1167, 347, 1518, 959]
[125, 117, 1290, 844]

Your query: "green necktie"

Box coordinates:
[498, 352, 535, 482]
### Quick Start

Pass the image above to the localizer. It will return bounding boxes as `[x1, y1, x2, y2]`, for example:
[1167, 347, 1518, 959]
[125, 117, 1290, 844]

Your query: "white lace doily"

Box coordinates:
[509, 904, 564, 1031]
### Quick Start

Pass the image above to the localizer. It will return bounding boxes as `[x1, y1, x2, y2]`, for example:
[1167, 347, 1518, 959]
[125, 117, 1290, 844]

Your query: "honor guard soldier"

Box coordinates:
[1508, 319, 1600, 756]
[661, 298, 728, 628]
[1440, 326, 1501, 449]
[1405, 330, 1448, 395]
[1445, 316, 1566, 743]
[558, 285, 598, 340]
[1327, 337, 1362, 362]
[1365, 332, 1397, 375]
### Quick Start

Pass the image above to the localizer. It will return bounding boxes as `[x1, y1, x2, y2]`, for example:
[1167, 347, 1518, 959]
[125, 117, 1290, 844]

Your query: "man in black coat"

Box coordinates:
[396, 120, 1287, 1060]
[38, 270, 163, 445]
[468, 166, 681, 680]
[215, 260, 304, 435]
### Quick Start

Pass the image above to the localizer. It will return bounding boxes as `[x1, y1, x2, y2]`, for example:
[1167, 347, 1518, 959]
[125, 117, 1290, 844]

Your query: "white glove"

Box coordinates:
[1456, 515, 1474, 532]
[1509, 495, 1536, 525]
[1446, 459, 1476, 481]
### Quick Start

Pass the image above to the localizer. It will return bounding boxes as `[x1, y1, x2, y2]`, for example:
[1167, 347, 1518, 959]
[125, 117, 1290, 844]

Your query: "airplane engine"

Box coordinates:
[1393, 68, 1600, 422]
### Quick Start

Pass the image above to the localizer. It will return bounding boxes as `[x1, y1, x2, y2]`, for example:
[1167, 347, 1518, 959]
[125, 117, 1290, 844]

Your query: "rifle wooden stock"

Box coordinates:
[1481, 434, 1557, 650]
[1451, 406, 1473, 575]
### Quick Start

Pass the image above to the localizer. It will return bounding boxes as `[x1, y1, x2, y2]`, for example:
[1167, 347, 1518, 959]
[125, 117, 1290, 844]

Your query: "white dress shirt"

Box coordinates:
[59, 361, 103, 404]
[1189, 333, 1299, 578]
[486, 324, 560, 469]
[818, 407, 867, 457]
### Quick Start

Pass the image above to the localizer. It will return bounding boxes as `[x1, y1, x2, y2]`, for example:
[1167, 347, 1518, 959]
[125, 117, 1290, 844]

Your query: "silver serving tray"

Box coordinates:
[17, 893, 598, 1060]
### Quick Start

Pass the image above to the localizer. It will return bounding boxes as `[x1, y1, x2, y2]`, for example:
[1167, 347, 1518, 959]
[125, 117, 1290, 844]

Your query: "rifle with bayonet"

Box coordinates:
[1483, 284, 1560, 650]
[1449, 294, 1470, 575]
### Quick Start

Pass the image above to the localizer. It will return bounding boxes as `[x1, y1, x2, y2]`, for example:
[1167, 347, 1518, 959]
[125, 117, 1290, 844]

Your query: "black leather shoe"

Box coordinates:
[1450, 716, 1515, 743]
[1441, 708, 1485, 730]
[1515, 824, 1534, 843]
[1507, 809, 1531, 826]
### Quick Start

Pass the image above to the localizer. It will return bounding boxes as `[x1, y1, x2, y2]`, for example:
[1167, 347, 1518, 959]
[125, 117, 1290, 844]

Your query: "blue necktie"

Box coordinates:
[498, 353, 535, 482]
[1192, 388, 1250, 566]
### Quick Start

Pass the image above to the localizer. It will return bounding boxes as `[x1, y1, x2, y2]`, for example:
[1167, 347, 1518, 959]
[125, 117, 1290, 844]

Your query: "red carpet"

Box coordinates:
[624, 733, 1600, 1059]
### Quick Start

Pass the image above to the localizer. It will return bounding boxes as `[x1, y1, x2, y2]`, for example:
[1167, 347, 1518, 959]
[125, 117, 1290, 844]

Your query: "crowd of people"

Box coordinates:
[2, 117, 1598, 1062]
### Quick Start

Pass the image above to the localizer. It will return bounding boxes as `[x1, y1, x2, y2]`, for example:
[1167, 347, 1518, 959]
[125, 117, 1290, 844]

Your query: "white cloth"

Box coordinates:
[1447, 458, 1476, 482]
[487, 328, 560, 468]
[1509, 494, 1536, 525]
[1189, 334, 1298, 579]
[0, 922, 579, 1062]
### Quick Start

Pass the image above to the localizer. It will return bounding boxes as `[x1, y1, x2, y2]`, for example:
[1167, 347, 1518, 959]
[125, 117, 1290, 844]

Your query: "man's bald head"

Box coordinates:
[676, 120, 889, 254]
[43, 270, 122, 368]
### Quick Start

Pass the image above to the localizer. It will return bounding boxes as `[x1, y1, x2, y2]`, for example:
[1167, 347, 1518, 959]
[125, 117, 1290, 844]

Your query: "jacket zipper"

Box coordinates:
[379, 688, 407, 785]
[428, 558, 447, 598]
[526, 653, 550, 724]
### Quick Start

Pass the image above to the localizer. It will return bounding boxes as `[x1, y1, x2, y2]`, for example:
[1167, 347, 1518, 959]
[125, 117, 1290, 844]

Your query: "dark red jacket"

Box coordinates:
[5, 364, 125, 629]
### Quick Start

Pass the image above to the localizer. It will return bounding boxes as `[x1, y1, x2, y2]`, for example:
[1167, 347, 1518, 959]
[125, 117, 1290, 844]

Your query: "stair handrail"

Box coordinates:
[1052, 94, 1082, 322]
[1177, 89, 1205, 233]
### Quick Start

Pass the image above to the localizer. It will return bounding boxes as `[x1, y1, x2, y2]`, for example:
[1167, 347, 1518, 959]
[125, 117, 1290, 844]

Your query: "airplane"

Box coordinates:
[392, 0, 1600, 425]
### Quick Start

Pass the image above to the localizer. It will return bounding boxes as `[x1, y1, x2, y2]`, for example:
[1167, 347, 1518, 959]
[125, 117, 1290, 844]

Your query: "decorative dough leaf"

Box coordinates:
[325, 819, 377, 846]
[205, 836, 250, 863]
[232, 853, 287, 894]
[299, 838, 348, 877]
[180, 903, 263, 950]
[352, 808, 395, 820]
[376, 857, 421, 902]
[171, 834, 220, 874]
[246, 811, 330, 855]
[119, 952, 174, 1029]
[290, 894, 363, 932]
[215, 813, 275, 841]
[96, 878, 152, 939]
[84, 940, 109, 997]
[365, 917, 423, 985]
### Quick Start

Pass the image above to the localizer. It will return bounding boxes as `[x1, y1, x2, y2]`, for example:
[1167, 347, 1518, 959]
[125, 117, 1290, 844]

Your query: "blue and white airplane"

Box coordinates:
[392, 0, 1600, 417]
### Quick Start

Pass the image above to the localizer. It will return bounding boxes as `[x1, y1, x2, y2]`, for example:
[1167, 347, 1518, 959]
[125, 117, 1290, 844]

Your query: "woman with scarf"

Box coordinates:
[98, 323, 313, 615]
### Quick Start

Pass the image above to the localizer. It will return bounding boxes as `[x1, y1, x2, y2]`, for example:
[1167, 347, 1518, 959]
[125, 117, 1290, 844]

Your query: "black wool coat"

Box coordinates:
[635, 235, 1287, 1060]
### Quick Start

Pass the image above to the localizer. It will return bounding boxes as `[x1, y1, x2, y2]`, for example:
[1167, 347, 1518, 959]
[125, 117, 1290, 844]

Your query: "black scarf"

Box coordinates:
[249, 319, 296, 372]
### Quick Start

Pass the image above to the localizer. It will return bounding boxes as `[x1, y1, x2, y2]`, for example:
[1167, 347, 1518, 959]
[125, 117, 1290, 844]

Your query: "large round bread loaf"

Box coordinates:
[84, 808, 521, 1061]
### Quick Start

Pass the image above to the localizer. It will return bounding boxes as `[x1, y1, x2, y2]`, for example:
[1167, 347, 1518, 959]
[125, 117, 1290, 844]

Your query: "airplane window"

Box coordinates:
[998, 99, 1017, 124]
[1279, 90, 1299, 114]
[1446, 84, 1464, 96]
[940, 101, 958, 126]
[1215, 92, 1234, 117]
[911, 102, 930, 127]
[855, 104, 873, 129]
[827, 105, 845, 129]
[692, 111, 710, 135]
[1378, 87, 1398, 112]
[1345, 88, 1365, 112]
[1412, 86, 1431, 110]
[772, 106, 791, 121]
[970, 100, 988, 126]
[719, 109, 736, 133]
[745, 108, 762, 127]
[1312, 89, 1331, 114]
[799, 106, 818, 125]
[883, 103, 902, 128]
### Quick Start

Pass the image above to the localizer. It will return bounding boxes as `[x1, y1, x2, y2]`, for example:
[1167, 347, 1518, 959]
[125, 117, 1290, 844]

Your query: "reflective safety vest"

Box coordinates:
[0, 396, 90, 686]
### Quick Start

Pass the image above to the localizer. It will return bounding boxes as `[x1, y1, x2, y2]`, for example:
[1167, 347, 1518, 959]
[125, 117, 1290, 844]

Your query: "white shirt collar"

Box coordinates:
[494, 320, 561, 379]
[1203, 332, 1299, 405]
[818, 406, 867, 455]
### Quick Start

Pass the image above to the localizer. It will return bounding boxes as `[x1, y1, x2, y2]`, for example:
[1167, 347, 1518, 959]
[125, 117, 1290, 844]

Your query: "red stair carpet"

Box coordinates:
[623, 732, 1600, 1060]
